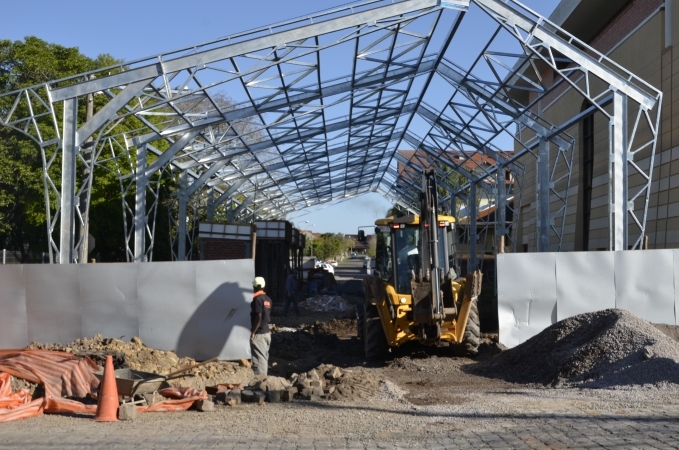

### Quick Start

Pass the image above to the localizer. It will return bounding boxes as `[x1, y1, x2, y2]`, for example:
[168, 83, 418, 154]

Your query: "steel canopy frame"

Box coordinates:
[0, 0, 662, 263]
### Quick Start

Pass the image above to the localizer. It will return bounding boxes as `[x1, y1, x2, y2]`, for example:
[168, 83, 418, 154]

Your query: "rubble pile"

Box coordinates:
[27, 335, 252, 390]
[471, 309, 679, 388]
[303, 295, 352, 313]
[207, 364, 379, 405]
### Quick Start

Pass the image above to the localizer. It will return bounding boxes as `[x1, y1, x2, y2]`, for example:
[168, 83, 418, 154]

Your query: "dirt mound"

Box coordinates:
[470, 309, 679, 388]
[27, 335, 252, 390]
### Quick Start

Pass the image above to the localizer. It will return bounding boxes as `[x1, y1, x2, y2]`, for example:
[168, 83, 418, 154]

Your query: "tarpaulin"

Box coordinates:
[0, 350, 208, 422]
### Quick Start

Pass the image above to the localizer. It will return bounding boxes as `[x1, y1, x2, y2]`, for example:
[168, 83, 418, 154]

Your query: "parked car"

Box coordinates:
[350, 252, 357, 258]
[329, 260, 338, 267]
[321, 263, 335, 274]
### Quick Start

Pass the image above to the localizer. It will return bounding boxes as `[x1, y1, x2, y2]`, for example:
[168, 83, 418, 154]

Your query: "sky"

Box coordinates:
[3, 0, 562, 235]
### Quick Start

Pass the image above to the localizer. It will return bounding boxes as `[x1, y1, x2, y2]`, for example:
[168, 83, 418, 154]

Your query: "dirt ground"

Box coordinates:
[269, 295, 511, 407]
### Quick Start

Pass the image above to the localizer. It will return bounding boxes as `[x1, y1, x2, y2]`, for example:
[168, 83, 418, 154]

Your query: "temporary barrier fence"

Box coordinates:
[497, 250, 679, 348]
[0, 259, 254, 360]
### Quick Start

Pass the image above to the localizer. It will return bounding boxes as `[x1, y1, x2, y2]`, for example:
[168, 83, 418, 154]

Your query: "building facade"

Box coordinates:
[515, 0, 674, 251]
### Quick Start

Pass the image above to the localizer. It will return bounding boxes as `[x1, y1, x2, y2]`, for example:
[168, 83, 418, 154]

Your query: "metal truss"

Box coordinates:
[0, 0, 662, 262]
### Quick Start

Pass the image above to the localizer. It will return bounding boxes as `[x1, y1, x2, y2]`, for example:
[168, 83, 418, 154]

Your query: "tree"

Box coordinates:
[0, 37, 119, 262]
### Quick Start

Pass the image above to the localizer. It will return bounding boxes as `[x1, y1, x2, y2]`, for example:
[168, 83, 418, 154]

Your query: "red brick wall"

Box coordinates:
[588, 0, 663, 55]
[539, 0, 663, 108]
[202, 239, 249, 260]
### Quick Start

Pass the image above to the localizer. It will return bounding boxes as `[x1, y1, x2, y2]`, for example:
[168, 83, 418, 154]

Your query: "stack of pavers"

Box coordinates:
[291, 367, 342, 400]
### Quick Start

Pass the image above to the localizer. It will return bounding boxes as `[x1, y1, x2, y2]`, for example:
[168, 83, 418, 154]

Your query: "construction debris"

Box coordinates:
[27, 335, 252, 390]
[303, 295, 352, 313]
[471, 308, 679, 388]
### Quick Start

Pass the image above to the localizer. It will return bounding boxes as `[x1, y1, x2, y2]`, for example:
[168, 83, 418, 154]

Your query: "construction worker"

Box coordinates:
[250, 277, 272, 377]
[283, 270, 300, 317]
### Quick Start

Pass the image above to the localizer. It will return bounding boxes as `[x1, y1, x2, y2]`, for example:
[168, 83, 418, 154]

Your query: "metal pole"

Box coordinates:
[134, 144, 147, 262]
[78, 82, 94, 263]
[667, 0, 674, 48]
[611, 91, 629, 251]
[495, 165, 507, 254]
[2, 249, 5, 265]
[469, 182, 477, 274]
[177, 171, 188, 261]
[207, 188, 215, 222]
[60, 98, 78, 264]
[537, 138, 551, 252]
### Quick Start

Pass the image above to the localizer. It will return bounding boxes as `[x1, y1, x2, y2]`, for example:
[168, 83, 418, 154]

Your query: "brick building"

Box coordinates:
[515, 0, 674, 251]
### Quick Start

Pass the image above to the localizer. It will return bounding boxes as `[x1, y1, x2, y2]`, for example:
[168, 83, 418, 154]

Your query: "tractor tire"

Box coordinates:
[355, 303, 365, 340]
[462, 300, 481, 355]
[364, 303, 389, 360]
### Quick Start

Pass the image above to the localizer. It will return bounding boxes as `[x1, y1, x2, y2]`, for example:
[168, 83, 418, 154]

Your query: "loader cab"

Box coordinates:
[374, 215, 457, 295]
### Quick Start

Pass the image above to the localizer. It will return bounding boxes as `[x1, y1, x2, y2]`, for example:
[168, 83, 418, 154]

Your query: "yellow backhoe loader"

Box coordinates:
[359, 169, 483, 359]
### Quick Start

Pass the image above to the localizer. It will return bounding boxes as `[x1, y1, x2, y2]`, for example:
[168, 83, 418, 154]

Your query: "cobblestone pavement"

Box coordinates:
[2, 401, 679, 449]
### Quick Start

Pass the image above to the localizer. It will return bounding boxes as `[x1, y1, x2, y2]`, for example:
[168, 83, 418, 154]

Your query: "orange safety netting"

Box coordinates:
[0, 350, 207, 422]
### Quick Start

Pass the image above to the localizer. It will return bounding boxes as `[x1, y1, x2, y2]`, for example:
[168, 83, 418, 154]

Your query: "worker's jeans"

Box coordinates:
[283, 294, 301, 317]
[250, 332, 271, 377]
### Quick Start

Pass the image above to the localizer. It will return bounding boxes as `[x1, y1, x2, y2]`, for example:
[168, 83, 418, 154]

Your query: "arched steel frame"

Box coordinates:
[0, 0, 662, 263]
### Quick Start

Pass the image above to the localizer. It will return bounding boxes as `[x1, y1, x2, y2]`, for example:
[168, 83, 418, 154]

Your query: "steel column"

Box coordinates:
[496, 166, 506, 254]
[207, 188, 216, 222]
[611, 91, 629, 251]
[134, 144, 147, 262]
[60, 98, 78, 264]
[469, 182, 477, 273]
[177, 171, 189, 261]
[537, 139, 550, 252]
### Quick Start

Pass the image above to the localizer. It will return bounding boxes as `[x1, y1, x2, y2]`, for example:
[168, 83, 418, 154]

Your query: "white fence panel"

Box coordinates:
[0, 259, 254, 360]
[556, 252, 615, 321]
[615, 250, 675, 325]
[499, 250, 679, 348]
[0, 265, 27, 348]
[497, 253, 556, 348]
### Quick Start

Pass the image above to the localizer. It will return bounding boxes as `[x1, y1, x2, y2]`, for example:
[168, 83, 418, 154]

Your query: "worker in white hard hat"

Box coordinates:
[250, 276, 272, 377]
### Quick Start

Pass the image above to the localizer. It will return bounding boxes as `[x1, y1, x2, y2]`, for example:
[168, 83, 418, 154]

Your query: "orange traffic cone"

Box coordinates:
[94, 355, 119, 422]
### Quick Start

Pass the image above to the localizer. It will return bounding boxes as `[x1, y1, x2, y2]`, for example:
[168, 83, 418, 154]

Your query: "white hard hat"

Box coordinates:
[253, 277, 266, 288]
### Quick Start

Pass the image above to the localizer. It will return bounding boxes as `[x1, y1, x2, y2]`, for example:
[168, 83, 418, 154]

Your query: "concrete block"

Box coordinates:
[309, 380, 322, 387]
[311, 386, 324, 396]
[253, 391, 266, 404]
[118, 403, 137, 421]
[142, 392, 163, 406]
[266, 390, 282, 403]
[307, 369, 320, 381]
[196, 399, 215, 412]
[241, 390, 255, 403]
[229, 394, 243, 406]
[300, 388, 313, 397]
[215, 391, 230, 404]
[282, 387, 296, 402]
[326, 367, 342, 380]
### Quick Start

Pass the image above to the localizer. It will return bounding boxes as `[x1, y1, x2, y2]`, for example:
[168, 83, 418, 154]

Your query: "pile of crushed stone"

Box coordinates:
[27, 335, 252, 390]
[304, 295, 352, 312]
[470, 309, 679, 389]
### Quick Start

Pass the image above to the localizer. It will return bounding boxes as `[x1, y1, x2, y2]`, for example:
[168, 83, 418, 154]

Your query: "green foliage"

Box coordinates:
[0, 36, 121, 261]
[309, 233, 345, 261]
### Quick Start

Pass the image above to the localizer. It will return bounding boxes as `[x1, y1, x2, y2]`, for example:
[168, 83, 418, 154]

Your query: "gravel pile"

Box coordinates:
[471, 308, 679, 388]
[304, 295, 352, 312]
[27, 335, 252, 390]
